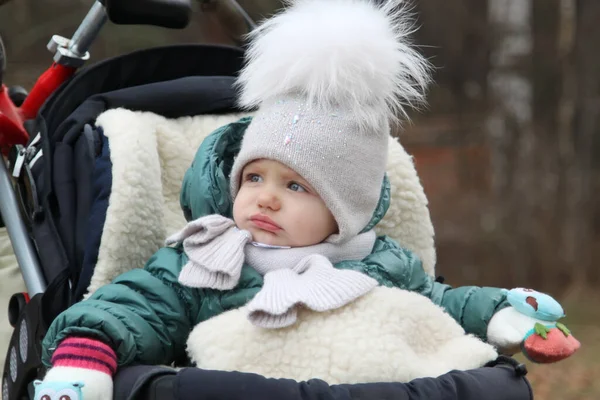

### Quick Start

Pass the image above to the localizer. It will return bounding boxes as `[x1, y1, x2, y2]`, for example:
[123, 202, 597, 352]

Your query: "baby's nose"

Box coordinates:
[257, 190, 281, 210]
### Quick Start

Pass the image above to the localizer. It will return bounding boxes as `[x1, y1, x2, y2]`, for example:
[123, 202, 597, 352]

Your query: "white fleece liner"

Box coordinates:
[86, 108, 437, 296]
[85, 109, 487, 384]
[187, 286, 497, 383]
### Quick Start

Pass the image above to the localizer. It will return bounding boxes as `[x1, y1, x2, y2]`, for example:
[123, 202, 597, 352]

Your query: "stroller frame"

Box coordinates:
[0, 0, 112, 296]
[0, 159, 46, 296]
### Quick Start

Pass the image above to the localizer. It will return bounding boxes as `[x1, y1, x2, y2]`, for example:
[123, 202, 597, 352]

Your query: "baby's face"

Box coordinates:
[233, 159, 338, 247]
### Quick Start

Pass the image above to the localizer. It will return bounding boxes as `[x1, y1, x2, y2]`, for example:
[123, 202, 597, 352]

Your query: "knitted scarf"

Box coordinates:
[165, 215, 378, 328]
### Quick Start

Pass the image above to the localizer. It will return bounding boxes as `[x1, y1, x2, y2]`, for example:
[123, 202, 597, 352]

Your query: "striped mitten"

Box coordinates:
[36, 337, 116, 400]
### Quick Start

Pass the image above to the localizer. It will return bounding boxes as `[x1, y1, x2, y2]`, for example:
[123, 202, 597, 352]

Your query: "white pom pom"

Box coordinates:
[236, 0, 432, 132]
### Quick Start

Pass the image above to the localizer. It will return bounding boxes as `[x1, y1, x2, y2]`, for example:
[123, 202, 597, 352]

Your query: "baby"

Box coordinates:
[165, 107, 388, 329]
[37, 0, 577, 399]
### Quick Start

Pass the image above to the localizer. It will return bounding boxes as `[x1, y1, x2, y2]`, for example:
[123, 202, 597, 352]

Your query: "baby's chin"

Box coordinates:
[248, 229, 325, 248]
[247, 229, 292, 247]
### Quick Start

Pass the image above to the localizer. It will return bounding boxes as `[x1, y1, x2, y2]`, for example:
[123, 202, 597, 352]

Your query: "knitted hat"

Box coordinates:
[230, 0, 431, 244]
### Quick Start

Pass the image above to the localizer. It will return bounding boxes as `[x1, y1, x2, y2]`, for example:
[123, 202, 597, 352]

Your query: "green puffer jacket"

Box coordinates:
[42, 117, 508, 369]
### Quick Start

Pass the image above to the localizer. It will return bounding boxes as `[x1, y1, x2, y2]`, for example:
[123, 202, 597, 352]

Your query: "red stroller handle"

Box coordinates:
[20, 63, 76, 120]
[0, 85, 27, 152]
[0, 63, 75, 152]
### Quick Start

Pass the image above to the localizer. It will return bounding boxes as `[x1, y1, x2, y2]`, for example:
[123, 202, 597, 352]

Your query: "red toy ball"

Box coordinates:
[522, 327, 581, 363]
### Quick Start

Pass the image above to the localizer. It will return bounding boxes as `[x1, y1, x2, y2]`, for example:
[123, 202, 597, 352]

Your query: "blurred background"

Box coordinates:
[1, 0, 598, 398]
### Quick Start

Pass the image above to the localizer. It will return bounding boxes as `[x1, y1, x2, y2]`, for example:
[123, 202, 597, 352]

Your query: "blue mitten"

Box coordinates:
[487, 288, 580, 363]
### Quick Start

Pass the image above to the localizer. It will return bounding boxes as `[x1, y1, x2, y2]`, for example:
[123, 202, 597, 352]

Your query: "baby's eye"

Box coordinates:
[288, 182, 307, 192]
[245, 173, 263, 183]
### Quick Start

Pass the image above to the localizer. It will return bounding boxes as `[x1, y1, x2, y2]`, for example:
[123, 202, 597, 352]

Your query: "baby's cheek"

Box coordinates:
[232, 199, 244, 227]
[288, 212, 308, 231]
[292, 209, 326, 238]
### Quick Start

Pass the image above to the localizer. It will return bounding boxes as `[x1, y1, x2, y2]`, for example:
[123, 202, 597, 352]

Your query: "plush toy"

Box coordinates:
[33, 380, 84, 400]
[502, 288, 581, 363]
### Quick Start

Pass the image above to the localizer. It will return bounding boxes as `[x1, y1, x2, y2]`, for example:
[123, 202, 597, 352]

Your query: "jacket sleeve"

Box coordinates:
[42, 247, 202, 368]
[357, 236, 510, 341]
[168, 364, 532, 400]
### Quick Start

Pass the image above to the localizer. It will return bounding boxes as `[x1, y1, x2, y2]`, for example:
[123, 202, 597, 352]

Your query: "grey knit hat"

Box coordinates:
[230, 0, 431, 244]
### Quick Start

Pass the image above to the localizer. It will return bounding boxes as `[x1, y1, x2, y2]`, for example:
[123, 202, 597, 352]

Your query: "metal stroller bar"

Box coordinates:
[0, 158, 46, 296]
[226, 0, 257, 31]
[66, 1, 108, 58]
[48, 1, 108, 67]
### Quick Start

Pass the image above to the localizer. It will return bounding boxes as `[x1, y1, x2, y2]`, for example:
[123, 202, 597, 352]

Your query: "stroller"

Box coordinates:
[0, 1, 534, 399]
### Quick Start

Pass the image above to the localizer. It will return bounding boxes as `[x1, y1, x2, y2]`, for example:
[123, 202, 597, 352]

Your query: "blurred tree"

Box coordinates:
[482, 0, 597, 292]
[409, 0, 597, 292]
[485, 0, 534, 285]
[573, 0, 600, 284]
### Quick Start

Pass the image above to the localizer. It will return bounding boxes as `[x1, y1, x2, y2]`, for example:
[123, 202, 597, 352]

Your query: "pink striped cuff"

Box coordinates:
[51, 337, 117, 375]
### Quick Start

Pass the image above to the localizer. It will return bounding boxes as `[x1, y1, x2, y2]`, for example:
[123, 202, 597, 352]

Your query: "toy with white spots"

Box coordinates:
[33, 380, 83, 400]
[487, 288, 581, 363]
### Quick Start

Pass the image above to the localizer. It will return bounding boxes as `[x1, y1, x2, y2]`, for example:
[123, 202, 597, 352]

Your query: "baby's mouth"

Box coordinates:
[249, 215, 282, 233]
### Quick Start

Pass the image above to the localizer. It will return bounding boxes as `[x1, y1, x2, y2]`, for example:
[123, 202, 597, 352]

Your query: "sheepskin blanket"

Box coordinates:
[187, 286, 498, 383]
[85, 108, 436, 295]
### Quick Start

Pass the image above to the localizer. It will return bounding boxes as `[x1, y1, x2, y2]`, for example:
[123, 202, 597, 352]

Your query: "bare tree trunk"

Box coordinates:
[530, 0, 568, 290]
[486, 0, 535, 286]
[572, 0, 599, 285]
[554, 0, 581, 283]
[530, 0, 594, 290]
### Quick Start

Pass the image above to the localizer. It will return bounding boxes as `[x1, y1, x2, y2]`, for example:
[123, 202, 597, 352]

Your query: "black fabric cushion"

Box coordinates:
[41, 44, 244, 137]
[28, 44, 244, 308]
[134, 362, 532, 400]
[75, 128, 111, 301]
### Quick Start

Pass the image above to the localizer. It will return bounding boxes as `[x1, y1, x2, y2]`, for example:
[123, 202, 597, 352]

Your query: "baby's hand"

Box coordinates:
[487, 288, 580, 363]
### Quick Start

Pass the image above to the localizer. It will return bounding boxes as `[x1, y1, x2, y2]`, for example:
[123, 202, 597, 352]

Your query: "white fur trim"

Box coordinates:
[187, 286, 497, 383]
[43, 366, 113, 400]
[86, 111, 436, 296]
[85, 110, 250, 296]
[237, 0, 431, 131]
[374, 136, 436, 276]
